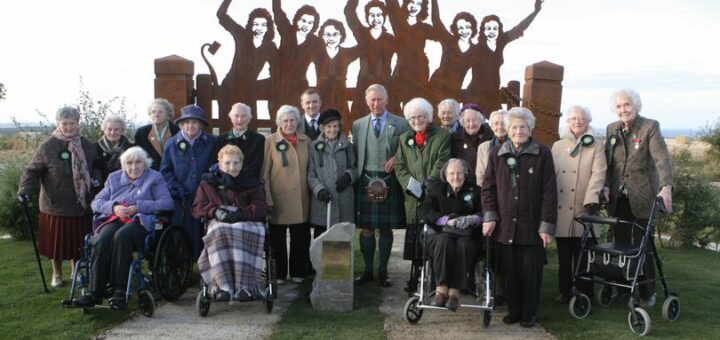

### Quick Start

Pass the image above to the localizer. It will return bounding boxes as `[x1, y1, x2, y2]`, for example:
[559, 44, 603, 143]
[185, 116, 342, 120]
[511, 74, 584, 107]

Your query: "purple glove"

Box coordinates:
[435, 215, 450, 226]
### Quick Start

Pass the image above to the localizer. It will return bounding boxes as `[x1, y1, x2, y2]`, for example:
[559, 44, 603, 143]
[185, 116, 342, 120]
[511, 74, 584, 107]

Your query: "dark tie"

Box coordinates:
[310, 118, 318, 132]
[373, 118, 381, 138]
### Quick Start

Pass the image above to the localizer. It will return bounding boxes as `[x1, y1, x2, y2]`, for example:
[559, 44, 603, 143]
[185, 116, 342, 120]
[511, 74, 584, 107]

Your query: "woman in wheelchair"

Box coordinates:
[417, 158, 482, 311]
[192, 145, 268, 302]
[73, 147, 173, 309]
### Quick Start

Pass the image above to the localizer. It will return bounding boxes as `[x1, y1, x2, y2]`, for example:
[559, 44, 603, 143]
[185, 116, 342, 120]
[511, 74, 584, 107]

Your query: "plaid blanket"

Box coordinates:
[198, 220, 265, 299]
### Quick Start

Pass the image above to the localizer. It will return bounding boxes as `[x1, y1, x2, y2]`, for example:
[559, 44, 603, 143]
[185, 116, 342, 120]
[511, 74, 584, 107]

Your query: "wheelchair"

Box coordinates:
[195, 217, 276, 316]
[61, 213, 193, 317]
[403, 224, 494, 327]
[568, 197, 680, 336]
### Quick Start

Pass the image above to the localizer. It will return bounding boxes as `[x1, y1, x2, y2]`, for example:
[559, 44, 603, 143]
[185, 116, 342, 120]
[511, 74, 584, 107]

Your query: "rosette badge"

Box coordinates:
[315, 141, 326, 167]
[59, 149, 72, 176]
[276, 140, 290, 166]
[506, 156, 518, 188]
[570, 135, 595, 157]
[177, 140, 189, 152]
[406, 137, 415, 147]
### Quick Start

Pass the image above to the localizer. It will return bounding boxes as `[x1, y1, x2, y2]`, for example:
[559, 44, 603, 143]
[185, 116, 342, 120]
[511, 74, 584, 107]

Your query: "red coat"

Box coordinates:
[192, 179, 268, 222]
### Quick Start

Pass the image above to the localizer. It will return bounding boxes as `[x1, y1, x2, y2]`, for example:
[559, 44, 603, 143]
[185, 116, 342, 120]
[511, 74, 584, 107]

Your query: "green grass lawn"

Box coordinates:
[0, 238, 132, 339]
[540, 243, 720, 339]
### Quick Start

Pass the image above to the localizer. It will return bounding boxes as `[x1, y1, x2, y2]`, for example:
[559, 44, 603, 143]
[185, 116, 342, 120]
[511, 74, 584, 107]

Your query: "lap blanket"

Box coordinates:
[198, 220, 265, 299]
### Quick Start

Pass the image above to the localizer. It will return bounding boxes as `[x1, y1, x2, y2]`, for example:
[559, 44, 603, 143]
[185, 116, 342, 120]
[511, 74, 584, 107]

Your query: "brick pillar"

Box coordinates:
[154, 55, 195, 118]
[523, 61, 564, 147]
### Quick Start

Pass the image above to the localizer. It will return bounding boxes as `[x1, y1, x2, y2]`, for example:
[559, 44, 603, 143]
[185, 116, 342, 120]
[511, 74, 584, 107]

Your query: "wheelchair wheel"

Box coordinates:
[138, 290, 155, 318]
[662, 295, 680, 322]
[569, 293, 591, 319]
[628, 307, 651, 336]
[595, 284, 613, 307]
[404, 296, 423, 324]
[153, 225, 193, 301]
[482, 310, 492, 328]
[196, 291, 211, 317]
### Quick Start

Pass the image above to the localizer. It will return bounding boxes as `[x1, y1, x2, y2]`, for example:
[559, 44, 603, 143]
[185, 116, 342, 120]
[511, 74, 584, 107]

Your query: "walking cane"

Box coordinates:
[326, 200, 332, 231]
[22, 200, 49, 293]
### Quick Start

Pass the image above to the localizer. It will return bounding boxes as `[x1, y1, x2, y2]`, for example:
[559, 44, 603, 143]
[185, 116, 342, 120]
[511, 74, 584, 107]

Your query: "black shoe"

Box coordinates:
[521, 316, 538, 328]
[354, 272, 373, 285]
[503, 314, 520, 325]
[431, 292, 448, 307]
[446, 295, 460, 312]
[73, 293, 100, 308]
[109, 291, 128, 310]
[378, 274, 392, 288]
[214, 290, 231, 302]
[234, 290, 254, 302]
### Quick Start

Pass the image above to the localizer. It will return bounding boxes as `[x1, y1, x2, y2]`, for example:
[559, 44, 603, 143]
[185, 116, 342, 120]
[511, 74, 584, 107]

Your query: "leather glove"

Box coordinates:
[226, 210, 244, 223]
[335, 173, 352, 193]
[17, 193, 31, 203]
[317, 189, 331, 203]
[214, 208, 231, 222]
[584, 203, 600, 215]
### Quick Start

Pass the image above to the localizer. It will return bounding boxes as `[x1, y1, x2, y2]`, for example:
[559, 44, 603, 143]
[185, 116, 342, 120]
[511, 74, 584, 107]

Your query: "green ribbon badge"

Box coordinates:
[58, 149, 71, 177]
[276, 140, 289, 167]
[506, 156, 518, 188]
[177, 140, 188, 152]
[570, 135, 595, 158]
[607, 135, 618, 168]
[315, 141, 326, 167]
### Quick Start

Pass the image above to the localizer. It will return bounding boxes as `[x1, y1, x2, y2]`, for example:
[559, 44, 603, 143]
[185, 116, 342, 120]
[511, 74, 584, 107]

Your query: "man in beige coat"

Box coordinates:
[603, 89, 673, 308]
[551, 105, 607, 303]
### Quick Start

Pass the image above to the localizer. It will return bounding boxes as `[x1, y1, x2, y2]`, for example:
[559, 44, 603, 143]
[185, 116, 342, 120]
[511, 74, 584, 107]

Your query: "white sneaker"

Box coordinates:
[51, 275, 64, 288]
[291, 277, 304, 284]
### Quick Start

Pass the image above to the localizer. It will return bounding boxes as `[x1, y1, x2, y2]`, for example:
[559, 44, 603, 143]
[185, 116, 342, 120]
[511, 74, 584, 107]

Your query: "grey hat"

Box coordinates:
[175, 104, 209, 126]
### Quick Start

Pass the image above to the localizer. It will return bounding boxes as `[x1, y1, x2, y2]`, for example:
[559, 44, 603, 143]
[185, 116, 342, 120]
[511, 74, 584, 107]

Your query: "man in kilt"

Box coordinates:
[352, 84, 409, 287]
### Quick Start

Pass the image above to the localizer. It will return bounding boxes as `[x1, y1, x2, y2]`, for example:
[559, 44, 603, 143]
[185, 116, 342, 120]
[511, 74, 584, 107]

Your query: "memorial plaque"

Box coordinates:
[322, 241, 351, 280]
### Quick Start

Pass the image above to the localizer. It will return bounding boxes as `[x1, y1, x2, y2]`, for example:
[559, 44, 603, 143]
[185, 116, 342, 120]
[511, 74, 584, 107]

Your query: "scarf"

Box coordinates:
[97, 135, 128, 155]
[282, 132, 298, 146]
[52, 128, 91, 209]
[202, 170, 262, 204]
[414, 128, 429, 147]
[181, 130, 201, 145]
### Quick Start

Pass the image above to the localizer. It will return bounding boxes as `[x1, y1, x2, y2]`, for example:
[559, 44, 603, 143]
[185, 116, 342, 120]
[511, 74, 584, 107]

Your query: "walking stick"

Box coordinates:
[22, 200, 49, 293]
[326, 200, 332, 230]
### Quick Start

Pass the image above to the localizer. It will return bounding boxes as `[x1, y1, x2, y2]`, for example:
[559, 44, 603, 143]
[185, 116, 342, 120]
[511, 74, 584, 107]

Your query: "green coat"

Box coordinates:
[395, 125, 451, 223]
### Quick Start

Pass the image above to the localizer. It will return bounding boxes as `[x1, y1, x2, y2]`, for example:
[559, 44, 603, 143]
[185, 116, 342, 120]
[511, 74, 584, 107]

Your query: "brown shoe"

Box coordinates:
[447, 295, 460, 312]
[431, 292, 448, 307]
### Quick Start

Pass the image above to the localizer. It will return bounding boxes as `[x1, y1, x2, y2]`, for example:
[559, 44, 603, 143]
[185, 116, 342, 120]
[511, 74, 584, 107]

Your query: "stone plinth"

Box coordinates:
[309, 222, 355, 312]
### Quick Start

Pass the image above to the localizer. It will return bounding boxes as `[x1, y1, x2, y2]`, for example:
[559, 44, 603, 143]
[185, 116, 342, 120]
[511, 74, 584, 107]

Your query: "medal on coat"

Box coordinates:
[632, 135, 641, 150]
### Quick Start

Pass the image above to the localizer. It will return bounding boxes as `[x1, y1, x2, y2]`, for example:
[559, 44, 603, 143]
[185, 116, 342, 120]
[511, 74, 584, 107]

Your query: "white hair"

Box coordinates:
[610, 88, 642, 114]
[403, 97, 433, 121]
[102, 113, 126, 131]
[275, 105, 301, 126]
[229, 102, 253, 119]
[120, 146, 153, 171]
[504, 107, 535, 130]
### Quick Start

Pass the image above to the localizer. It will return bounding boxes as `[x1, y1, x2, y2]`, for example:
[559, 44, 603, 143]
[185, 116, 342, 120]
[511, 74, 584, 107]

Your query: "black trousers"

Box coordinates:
[428, 231, 475, 290]
[613, 196, 656, 298]
[501, 244, 546, 321]
[270, 223, 310, 280]
[90, 221, 147, 294]
[556, 237, 594, 298]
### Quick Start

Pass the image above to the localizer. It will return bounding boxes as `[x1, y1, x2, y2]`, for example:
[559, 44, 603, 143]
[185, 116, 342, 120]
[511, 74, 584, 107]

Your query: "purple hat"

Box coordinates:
[175, 104, 209, 126]
[461, 103, 484, 115]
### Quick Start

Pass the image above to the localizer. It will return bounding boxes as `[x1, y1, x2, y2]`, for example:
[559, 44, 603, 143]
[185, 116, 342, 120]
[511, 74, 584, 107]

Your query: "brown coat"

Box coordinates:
[605, 115, 673, 219]
[261, 130, 311, 225]
[19, 135, 99, 216]
[192, 180, 268, 222]
[551, 132, 607, 237]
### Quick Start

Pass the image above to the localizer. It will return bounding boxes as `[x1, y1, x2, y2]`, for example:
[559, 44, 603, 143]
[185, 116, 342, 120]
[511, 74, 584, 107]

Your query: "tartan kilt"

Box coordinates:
[355, 171, 406, 229]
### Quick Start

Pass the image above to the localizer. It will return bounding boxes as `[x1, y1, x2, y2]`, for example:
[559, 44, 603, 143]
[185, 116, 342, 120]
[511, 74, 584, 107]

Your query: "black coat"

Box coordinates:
[418, 180, 482, 235]
[450, 124, 494, 180]
[481, 139, 557, 246]
[214, 129, 265, 179]
[134, 123, 180, 170]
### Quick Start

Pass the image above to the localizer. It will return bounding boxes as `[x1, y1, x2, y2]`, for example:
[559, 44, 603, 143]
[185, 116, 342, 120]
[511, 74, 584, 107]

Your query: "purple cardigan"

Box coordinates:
[91, 168, 173, 232]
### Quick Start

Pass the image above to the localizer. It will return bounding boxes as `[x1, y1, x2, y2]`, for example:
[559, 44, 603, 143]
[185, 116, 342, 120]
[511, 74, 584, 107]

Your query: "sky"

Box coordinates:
[1, 0, 719, 132]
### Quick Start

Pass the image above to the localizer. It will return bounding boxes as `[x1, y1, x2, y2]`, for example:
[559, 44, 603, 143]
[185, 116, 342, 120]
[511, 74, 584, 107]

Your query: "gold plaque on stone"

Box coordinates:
[322, 241, 351, 280]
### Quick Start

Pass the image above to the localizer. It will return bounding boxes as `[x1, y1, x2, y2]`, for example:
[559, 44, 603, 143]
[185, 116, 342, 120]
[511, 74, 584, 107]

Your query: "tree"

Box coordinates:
[0, 83, 6, 101]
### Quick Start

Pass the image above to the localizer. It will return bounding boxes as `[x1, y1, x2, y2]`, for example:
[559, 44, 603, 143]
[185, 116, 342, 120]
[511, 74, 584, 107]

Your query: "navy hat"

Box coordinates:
[318, 109, 341, 125]
[175, 105, 209, 126]
[461, 103, 484, 115]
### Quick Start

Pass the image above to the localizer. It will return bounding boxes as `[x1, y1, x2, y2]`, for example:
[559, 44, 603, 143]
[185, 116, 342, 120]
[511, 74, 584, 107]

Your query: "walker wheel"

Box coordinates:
[138, 290, 155, 318]
[569, 293, 591, 319]
[196, 290, 211, 317]
[662, 295, 680, 322]
[404, 296, 423, 324]
[265, 295, 274, 314]
[595, 284, 613, 307]
[482, 309, 492, 328]
[628, 307, 651, 336]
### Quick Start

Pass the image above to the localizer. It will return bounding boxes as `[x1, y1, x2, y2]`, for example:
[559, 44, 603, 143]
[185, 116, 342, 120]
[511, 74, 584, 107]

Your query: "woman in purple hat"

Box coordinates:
[450, 103, 494, 183]
[160, 104, 217, 260]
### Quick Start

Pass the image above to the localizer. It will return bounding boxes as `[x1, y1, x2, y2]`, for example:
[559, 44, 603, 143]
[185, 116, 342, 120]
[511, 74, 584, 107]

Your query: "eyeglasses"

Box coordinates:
[408, 115, 427, 121]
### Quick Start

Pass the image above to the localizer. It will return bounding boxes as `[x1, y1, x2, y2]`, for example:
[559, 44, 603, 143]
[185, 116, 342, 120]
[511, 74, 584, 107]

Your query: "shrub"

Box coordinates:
[0, 152, 39, 240]
[698, 118, 720, 181]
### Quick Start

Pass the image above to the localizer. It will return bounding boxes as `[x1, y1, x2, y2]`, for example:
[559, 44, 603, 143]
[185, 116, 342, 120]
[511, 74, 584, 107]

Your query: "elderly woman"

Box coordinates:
[215, 102, 265, 179]
[134, 98, 180, 170]
[18, 106, 100, 288]
[436, 98, 461, 133]
[476, 109, 508, 185]
[94, 114, 133, 184]
[603, 88, 673, 308]
[261, 105, 311, 284]
[160, 105, 217, 261]
[308, 109, 357, 237]
[193, 145, 268, 302]
[418, 159, 482, 311]
[481, 107, 557, 328]
[451, 103, 494, 179]
[72, 147, 173, 309]
[395, 97, 451, 290]
[551, 105, 607, 304]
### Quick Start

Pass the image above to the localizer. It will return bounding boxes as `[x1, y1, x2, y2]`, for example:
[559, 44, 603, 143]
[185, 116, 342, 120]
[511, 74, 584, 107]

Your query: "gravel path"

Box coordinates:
[379, 230, 556, 340]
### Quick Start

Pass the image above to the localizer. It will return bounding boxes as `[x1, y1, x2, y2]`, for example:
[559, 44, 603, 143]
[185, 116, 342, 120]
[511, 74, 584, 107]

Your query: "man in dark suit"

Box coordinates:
[603, 88, 673, 308]
[134, 98, 180, 170]
[298, 88, 322, 140]
[214, 102, 265, 179]
[352, 84, 409, 287]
